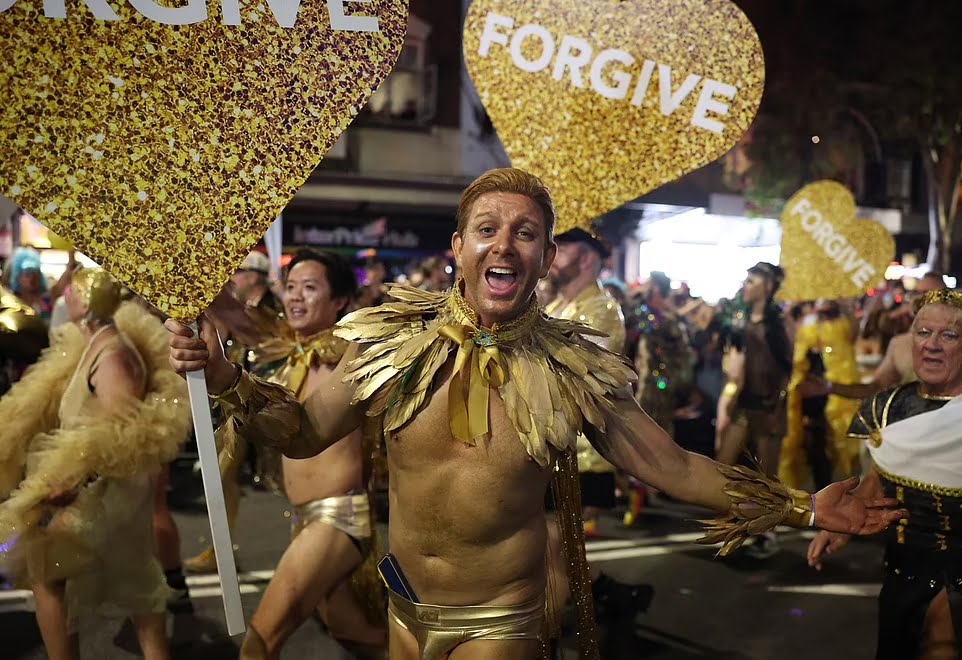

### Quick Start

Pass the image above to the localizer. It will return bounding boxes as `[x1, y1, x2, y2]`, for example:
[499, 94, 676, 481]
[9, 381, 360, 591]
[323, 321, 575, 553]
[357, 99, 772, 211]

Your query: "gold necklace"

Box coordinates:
[917, 386, 958, 401]
[449, 279, 541, 343]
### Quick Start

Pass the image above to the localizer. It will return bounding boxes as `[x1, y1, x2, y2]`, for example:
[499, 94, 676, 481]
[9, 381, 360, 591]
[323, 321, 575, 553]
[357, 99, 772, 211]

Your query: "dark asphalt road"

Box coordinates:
[1, 464, 885, 660]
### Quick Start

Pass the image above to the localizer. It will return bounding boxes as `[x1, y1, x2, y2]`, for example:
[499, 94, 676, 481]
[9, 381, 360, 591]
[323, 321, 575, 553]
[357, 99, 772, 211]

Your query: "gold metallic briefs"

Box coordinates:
[388, 591, 544, 660]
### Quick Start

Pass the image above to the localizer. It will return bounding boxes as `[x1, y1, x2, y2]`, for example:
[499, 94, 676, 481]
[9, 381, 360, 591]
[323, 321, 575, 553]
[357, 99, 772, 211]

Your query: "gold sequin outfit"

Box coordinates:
[780, 317, 861, 487]
[631, 306, 692, 439]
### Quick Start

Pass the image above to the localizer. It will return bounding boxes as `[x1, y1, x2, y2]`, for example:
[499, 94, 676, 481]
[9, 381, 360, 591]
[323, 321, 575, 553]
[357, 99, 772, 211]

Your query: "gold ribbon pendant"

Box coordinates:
[438, 324, 506, 444]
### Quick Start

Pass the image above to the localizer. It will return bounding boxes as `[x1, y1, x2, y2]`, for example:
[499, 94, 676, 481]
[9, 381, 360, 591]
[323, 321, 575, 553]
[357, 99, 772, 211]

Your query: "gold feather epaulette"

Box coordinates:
[334, 283, 635, 466]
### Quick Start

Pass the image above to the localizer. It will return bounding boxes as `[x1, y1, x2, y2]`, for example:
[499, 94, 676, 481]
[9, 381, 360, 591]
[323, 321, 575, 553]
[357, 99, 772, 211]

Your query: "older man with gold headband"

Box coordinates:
[0, 267, 190, 660]
[169, 168, 906, 660]
[809, 288, 962, 660]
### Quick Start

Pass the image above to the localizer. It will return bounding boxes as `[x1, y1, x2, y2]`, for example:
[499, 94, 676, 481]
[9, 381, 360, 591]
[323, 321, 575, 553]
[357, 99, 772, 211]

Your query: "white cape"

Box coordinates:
[870, 394, 962, 489]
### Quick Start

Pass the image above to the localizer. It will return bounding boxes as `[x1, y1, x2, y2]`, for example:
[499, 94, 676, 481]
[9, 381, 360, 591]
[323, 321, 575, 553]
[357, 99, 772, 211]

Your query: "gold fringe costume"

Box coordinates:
[780, 317, 861, 487]
[0, 302, 190, 625]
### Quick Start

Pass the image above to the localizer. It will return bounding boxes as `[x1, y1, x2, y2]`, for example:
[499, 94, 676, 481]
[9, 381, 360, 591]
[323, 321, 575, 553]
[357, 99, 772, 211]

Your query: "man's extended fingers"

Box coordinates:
[807, 536, 826, 570]
[864, 497, 902, 510]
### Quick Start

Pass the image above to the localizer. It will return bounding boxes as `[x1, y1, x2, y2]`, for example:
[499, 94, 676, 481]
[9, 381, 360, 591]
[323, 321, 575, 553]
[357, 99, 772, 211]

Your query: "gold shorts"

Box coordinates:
[388, 590, 544, 660]
[290, 491, 371, 554]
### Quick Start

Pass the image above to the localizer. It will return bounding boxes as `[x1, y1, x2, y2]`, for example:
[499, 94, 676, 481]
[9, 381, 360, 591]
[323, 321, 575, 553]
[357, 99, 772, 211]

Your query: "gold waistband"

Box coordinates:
[876, 466, 962, 498]
[388, 591, 544, 639]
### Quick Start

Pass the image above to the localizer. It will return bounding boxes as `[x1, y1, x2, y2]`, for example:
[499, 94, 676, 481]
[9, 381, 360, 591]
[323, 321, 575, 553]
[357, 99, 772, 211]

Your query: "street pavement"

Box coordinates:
[1, 463, 886, 659]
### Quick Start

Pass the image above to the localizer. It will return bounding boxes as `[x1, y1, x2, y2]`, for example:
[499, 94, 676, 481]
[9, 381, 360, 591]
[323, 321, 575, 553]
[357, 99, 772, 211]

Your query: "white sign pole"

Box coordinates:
[265, 215, 283, 283]
[185, 323, 246, 636]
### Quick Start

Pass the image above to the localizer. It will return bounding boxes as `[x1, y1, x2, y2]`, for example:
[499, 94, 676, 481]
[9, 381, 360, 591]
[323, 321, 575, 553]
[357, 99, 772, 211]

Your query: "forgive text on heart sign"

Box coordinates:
[0, 0, 408, 320]
[777, 181, 895, 301]
[463, 0, 765, 234]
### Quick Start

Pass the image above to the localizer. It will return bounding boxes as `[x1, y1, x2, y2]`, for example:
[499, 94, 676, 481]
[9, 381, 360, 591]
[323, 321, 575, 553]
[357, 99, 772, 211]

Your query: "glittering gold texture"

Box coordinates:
[463, 0, 764, 234]
[778, 181, 894, 301]
[0, 0, 407, 321]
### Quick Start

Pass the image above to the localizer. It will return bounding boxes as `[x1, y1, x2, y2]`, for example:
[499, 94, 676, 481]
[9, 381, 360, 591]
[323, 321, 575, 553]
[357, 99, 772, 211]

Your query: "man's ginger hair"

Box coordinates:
[456, 168, 556, 244]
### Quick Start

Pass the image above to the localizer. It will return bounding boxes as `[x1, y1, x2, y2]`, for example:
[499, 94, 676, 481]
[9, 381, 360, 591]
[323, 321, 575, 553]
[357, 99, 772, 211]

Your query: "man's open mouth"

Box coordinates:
[485, 266, 518, 295]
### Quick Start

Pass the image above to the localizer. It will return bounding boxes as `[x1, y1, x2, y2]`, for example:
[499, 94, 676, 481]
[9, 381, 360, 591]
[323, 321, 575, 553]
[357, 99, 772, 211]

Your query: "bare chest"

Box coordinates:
[388, 371, 545, 480]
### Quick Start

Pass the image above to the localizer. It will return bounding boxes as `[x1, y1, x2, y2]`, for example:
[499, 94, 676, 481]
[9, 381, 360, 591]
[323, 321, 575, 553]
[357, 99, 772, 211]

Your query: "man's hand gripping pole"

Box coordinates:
[185, 321, 246, 636]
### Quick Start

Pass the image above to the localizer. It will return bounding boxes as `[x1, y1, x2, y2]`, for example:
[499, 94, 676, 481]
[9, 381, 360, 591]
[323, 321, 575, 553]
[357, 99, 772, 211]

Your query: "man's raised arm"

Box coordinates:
[166, 317, 365, 459]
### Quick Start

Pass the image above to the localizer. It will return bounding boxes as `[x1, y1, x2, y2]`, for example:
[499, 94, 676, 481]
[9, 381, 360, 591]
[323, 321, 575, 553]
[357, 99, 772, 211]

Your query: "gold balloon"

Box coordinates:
[777, 181, 895, 301]
[0, 0, 408, 320]
[463, 0, 765, 234]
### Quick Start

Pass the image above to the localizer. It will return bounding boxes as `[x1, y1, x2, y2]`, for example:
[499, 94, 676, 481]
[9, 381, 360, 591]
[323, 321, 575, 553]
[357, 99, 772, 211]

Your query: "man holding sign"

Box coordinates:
[169, 169, 905, 660]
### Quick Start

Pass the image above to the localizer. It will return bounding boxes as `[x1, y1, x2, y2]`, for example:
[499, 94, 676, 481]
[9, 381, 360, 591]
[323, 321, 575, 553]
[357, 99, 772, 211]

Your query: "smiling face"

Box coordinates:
[452, 192, 556, 328]
[283, 260, 347, 336]
[911, 304, 962, 394]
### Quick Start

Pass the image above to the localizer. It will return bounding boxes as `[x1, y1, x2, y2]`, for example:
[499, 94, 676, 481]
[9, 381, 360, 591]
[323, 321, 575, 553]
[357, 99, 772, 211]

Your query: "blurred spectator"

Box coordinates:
[417, 256, 450, 292]
[7, 247, 55, 323]
[0, 284, 48, 395]
[363, 258, 389, 306]
[230, 250, 281, 315]
[632, 271, 693, 441]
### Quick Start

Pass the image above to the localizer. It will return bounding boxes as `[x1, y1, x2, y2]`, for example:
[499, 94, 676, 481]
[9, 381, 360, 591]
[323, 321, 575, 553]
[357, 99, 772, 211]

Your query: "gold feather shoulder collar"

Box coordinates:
[252, 327, 348, 398]
[334, 283, 634, 467]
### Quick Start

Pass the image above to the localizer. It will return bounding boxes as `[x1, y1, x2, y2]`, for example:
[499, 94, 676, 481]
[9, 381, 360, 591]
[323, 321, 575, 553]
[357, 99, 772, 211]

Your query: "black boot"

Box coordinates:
[592, 573, 655, 620]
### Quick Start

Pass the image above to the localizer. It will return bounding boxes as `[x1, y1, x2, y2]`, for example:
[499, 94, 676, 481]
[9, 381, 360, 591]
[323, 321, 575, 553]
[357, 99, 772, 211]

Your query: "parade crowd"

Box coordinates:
[0, 169, 957, 660]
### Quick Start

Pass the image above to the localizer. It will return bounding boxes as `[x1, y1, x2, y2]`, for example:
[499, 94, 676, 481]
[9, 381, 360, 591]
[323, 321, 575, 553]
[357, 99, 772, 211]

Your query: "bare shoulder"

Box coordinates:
[91, 339, 147, 397]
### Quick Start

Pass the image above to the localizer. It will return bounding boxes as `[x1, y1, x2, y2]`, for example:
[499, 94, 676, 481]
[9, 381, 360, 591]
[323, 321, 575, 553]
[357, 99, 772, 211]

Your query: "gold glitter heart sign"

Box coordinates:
[463, 0, 764, 234]
[778, 181, 894, 301]
[0, 0, 408, 320]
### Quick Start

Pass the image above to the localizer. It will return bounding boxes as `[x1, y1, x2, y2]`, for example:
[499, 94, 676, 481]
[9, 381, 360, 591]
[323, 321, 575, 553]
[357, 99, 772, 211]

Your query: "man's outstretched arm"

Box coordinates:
[585, 394, 907, 549]
[166, 317, 365, 459]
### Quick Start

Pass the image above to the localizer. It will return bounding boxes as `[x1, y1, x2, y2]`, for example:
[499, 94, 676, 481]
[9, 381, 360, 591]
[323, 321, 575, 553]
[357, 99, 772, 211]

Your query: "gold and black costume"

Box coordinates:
[0, 302, 190, 627]
[780, 316, 861, 489]
[849, 383, 962, 659]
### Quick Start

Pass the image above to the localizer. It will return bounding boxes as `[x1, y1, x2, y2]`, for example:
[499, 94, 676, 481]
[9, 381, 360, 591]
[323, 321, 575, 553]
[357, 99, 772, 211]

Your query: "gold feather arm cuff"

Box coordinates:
[210, 368, 323, 459]
[697, 464, 813, 556]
